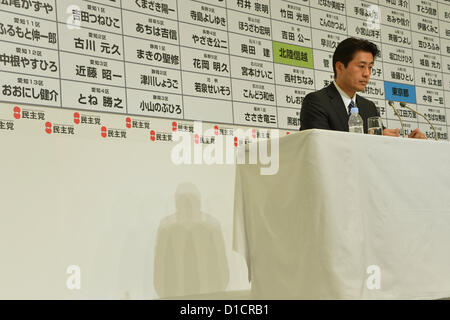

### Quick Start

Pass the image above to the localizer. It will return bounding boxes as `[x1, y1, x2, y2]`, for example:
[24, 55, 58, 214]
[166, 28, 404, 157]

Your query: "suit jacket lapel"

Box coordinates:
[355, 95, 366, 119]
[327, 83, 349, 131]
[356, 95, 369, 133]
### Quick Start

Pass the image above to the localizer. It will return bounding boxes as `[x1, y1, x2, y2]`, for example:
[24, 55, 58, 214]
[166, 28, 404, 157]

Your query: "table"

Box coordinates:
[233, 129, 450, 299]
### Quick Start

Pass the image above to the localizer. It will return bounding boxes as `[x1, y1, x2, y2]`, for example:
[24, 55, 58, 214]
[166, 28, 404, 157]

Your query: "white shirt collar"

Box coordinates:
[333, 81, 356, 111]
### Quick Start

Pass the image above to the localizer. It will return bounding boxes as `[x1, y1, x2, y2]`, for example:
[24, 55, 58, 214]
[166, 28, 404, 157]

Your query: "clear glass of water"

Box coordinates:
[368, 116, 383, 135]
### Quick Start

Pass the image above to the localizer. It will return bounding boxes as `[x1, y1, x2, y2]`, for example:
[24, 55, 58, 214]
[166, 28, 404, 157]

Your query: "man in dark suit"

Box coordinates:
[300, 38, 426, 139]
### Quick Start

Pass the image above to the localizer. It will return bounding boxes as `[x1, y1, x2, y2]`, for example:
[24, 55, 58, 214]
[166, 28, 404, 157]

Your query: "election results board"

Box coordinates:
[0, 0, 449, 140]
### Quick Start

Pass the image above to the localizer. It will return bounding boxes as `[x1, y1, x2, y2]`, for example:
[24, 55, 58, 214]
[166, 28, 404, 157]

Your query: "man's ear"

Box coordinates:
[335, 61, 345, 76]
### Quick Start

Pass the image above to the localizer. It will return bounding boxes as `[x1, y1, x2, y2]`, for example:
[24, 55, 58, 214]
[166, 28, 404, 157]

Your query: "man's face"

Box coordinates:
[337, 50, 374, 93]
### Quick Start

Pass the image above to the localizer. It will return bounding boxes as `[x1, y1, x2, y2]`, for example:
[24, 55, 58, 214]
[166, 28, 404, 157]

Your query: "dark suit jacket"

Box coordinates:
[300, 83, 380, 134]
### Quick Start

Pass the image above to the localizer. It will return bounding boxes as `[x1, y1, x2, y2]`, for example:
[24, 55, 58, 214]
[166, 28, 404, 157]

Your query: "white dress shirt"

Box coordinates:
[333, 81, 357, 114]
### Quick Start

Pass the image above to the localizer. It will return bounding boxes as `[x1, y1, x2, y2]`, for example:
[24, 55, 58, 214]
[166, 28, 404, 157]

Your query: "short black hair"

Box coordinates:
[332, 37, 380, 78]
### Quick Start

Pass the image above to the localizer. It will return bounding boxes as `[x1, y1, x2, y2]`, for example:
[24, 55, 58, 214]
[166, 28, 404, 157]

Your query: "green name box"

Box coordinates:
[273, 41, 314, 69]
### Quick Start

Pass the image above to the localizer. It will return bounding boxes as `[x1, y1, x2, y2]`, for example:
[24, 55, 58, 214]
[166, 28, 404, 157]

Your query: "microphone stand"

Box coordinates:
[399, 102, 438, 141]
[387, 100, 405, 138]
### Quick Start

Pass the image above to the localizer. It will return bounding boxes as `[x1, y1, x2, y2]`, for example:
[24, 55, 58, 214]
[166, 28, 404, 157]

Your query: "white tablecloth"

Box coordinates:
[233, 129, 450, 299]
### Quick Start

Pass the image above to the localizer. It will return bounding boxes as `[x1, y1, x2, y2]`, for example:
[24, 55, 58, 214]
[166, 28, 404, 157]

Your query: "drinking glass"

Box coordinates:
[368, 116, 383, 135]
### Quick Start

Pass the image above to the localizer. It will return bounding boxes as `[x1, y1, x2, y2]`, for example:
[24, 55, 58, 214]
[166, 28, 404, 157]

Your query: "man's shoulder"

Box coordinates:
[356, 94, 377, 107]
[356, 94, 379, 117]
[304, 84, 332, 101]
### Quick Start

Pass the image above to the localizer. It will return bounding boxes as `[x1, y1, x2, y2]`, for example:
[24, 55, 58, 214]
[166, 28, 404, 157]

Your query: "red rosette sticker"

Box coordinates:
[126, 117, 131, 129]
[172, 121, 177, 132]
[150, 130, 156, 141]
[45, 122, 52, 134]
[101, 126, 107, 138]
[214, 125, 219, 136]
[194, 134, 199, 145]
[234, 137, 238, 147]
[74, 112, 80, 125]
[13, 106, 21, 119]
[252, 128, 256, 139]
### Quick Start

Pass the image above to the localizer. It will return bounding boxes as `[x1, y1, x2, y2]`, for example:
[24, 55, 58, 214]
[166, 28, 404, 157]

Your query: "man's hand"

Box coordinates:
[382, 128, 427, 139]
[383, 128, 400, 137]
[408, 128, 427, 139]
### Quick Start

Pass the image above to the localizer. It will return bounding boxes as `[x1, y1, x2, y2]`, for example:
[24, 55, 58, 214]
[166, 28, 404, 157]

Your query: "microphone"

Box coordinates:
[399, 102, 437, 140]
[387, 100, 405, 138]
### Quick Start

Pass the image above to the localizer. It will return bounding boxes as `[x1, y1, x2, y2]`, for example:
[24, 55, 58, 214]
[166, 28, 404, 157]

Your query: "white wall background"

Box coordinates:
[0, 102, 256, 299]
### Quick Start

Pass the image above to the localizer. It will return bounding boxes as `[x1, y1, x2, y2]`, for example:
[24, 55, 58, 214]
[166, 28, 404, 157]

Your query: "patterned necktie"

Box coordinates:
[348, 100, 355, 116]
